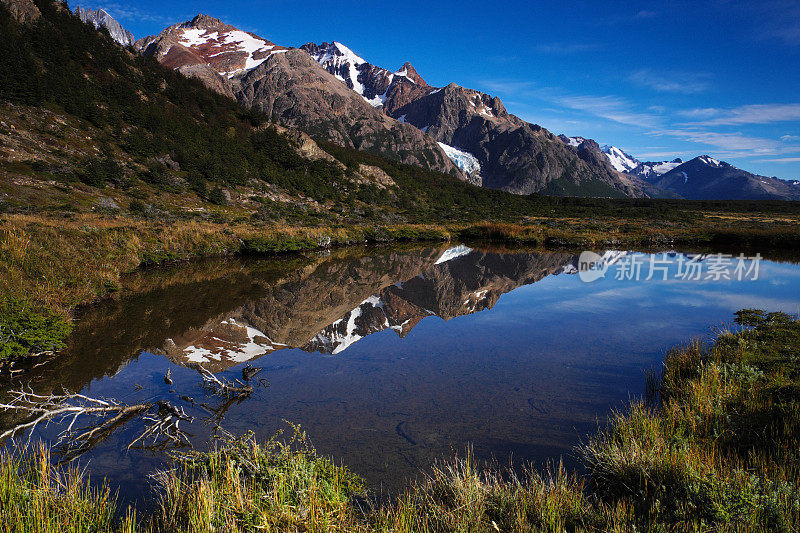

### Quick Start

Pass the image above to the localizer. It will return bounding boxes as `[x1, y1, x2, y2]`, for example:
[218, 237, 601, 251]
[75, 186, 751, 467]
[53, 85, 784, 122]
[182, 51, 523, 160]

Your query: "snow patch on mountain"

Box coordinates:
[394, 66, 415, 83]
[633, 159, 683, 179]
[305, 41, 392, 107]
[563, 136, 586, 148]
[437, 142, 481, 175]
[601, 145, 640, 173]
[699, 155, 722, 167]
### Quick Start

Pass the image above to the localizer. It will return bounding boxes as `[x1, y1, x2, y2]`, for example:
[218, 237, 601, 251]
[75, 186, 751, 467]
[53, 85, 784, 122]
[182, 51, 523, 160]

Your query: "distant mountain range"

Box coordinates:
[559, 135, 800, 201]
[15, 3, 800, 201]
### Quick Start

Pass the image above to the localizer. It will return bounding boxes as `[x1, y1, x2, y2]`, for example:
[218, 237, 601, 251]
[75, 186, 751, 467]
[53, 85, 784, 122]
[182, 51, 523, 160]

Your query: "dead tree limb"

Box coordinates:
[188, 363, 253, 399]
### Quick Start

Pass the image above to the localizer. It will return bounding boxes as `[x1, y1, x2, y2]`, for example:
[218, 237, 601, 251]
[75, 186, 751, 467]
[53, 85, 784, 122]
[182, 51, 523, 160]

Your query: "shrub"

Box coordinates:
[0, 296, 72, 360]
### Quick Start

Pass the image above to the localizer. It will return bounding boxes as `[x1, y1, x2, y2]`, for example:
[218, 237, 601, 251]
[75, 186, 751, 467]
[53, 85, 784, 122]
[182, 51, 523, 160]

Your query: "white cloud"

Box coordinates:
[649, 129, 788, 155]
[755, 157, 800, 163]
[687, 103, 800, 126]
[629, 69, 712, 94]
[554, 94, 661, 128]
[781, 134, 800, 142]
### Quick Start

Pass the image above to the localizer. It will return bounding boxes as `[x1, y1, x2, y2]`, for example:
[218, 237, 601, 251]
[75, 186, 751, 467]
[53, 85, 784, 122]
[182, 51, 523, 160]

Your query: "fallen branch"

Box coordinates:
[0, 387, 190, 460]
[188, 363, 253, 399]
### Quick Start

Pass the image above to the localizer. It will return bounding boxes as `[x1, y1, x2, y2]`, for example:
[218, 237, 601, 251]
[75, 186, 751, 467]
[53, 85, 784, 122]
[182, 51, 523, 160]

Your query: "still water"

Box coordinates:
[3, 244, 799, 505]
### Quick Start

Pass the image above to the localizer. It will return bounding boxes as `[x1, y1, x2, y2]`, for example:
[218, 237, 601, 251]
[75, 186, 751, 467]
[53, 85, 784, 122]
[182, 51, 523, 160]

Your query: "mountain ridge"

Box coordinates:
[135, 16, 463, 179]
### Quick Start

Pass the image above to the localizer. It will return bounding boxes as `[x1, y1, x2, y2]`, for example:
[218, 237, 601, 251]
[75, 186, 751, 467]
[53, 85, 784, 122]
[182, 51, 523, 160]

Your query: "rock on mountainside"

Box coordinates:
[303, 42, 645, 197]
[74, 7, 134, 47]
[136, 16, 462, 178]
[645, 156, 800, 201]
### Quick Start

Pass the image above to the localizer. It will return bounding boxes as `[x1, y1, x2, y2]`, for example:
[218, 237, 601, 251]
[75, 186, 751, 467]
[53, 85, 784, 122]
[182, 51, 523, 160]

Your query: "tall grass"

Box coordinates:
[0, 445, 124, 533]
[152, 427, 366, 533]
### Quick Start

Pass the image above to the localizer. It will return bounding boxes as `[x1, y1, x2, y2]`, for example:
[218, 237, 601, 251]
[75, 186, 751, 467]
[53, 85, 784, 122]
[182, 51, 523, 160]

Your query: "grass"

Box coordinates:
[153, 426, 365, 533]
[0, 445, 135, 533]
[2, 310, 798, 531]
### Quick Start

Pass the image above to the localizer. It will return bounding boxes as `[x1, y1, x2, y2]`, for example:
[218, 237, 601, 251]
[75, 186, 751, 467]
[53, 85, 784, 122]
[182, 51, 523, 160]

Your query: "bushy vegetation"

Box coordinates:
[154, 427, 365, 533]
[0, 295, 72, 360]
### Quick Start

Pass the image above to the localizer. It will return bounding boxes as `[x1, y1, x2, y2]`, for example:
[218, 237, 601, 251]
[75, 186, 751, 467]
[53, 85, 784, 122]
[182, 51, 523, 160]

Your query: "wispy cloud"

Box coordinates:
[479, 76, 800, 160]
[686, 103, 800, 126]
[554, 94, 661, 128]
[677, 108, 722, 119]
[652, 129, 778, 152]
[535, 43, 600, 55]
[755, 157, 800, 163]
[629, 69, 713, 94]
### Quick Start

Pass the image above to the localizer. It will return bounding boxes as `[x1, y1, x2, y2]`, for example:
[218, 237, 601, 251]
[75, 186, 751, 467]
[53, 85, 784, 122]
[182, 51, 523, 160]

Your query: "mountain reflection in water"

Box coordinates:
[4, 244, 799, 505]
[158, 245, 575, 369]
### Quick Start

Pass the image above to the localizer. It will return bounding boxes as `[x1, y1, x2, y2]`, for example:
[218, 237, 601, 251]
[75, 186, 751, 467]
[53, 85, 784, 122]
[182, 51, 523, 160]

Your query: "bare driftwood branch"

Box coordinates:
[188, 363, 253, 399]
[0, 386, 191, 460]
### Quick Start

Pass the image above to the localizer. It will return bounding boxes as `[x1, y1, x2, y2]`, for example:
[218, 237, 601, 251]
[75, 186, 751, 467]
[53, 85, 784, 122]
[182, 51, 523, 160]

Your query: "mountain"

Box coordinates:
[645, 156, 800, 201]
[630, 159, 684, 180]
[556, 135, 674, 198]
[74, 6, 134, 47]
[304, 42, 646, 197]
[563, 136, 799, 201]
[136, 16, 463, 179]
[299, 42, 430, 110]
[601, 145, 639, 173]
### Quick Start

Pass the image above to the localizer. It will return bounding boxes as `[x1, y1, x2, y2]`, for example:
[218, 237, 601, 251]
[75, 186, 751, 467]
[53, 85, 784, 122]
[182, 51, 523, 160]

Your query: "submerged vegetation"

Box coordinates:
[1, 310, 797, 531]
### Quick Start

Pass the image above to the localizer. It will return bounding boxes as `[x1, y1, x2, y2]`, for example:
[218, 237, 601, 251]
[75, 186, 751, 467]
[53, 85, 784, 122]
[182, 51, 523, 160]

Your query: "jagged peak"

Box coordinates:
[189, 13, 224, 28]
[395, 62, 427, 86]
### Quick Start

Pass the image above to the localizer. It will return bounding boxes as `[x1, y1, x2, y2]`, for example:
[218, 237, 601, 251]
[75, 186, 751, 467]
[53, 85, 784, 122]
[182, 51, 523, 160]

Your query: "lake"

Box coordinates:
[2, 244, 799, 507]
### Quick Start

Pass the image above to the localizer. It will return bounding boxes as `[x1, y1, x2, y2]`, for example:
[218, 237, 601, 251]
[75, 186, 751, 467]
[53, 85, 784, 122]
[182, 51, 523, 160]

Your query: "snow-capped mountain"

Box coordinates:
[300, 41, 428, 108]
[299, 43, 646, 196]
[630, 159, 684, 180]
[645, 156, 800, 200]
[135, 15, 288, 80]
[601, 145, 640, 173]
[135, 16, 461, 177]
[75, 6, 134, 47]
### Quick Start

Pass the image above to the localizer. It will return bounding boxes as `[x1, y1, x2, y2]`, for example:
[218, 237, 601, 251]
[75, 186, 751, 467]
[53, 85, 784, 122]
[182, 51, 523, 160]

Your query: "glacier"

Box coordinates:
[437, 142, 481, 175]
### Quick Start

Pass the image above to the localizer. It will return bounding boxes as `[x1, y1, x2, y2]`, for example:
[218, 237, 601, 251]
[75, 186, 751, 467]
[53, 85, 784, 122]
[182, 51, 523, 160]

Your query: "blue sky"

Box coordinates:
[76, 0, 800, 180]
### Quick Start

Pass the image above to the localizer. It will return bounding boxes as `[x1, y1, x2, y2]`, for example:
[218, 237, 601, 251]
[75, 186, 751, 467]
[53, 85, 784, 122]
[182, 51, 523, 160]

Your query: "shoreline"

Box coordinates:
[1, 310, 797, 531]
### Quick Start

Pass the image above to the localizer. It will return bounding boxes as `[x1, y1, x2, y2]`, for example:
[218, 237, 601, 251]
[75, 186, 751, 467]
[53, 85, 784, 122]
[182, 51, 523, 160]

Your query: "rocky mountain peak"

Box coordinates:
[396, 62, 427, 86]
[75, 6, 135, 47]
[189, 14, 224, 28]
